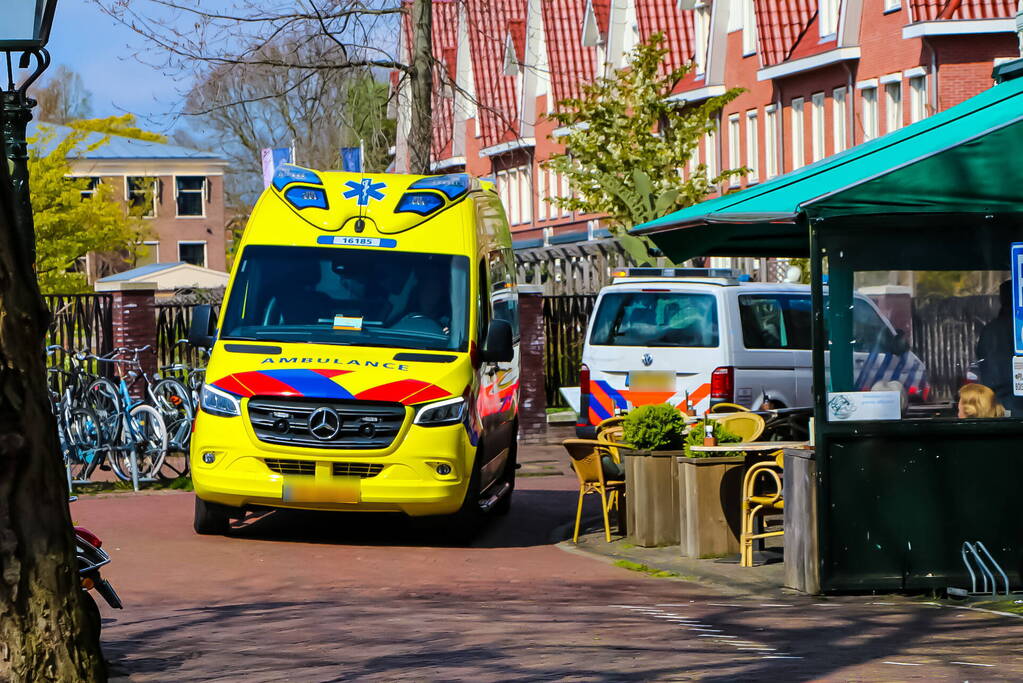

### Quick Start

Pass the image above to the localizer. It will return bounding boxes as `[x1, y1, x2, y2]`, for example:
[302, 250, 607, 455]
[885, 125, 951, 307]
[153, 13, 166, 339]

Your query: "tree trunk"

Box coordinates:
[408, 0, 434, 174]
[0, 93, 106, 681]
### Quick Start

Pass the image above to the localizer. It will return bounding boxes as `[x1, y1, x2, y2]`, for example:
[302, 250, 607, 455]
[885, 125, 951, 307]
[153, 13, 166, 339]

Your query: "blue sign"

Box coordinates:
[1013, 242, 1023, 355]
[343, 179, 386, 206]
[340, 147, 362, 172]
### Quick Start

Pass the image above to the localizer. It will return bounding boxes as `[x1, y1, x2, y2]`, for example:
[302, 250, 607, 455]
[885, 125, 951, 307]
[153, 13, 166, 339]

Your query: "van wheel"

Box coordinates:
[448, 447, 484, 544]
[193, 496, 234, 535]
[492, 432, 517, 517]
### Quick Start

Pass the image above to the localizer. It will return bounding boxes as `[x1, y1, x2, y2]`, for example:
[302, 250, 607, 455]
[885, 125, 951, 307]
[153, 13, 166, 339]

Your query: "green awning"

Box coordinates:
[633, 69, 1023, 260]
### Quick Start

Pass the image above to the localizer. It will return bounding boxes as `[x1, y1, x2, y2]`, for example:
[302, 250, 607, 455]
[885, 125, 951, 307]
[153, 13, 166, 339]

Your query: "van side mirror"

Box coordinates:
[188, 304, 216, 349]
[481, 319, 514, 363]
[887, 329, 910, 355]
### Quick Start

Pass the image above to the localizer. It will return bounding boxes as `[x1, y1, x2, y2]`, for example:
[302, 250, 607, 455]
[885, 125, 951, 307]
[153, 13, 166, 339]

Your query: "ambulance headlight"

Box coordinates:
[200, 384, 241, 418]
[413, 397, 465, 426]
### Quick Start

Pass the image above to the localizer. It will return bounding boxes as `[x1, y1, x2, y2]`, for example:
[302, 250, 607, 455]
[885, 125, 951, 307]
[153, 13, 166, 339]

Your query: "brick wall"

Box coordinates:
[110, 287, 158, 396]
[517, 287, 548, 443]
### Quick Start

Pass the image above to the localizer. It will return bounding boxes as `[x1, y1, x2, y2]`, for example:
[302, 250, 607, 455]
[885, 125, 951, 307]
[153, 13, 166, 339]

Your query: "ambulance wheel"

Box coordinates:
[193, 496, 234, 535]
[492, 432, 517, 517]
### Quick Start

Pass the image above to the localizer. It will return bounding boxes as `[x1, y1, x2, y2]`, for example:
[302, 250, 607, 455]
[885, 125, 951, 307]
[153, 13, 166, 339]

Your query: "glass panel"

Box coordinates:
[127, 177, 155, 217]
[221, 245, 471, 352]
[589, 292, 719, 347]
[821, 222, 1023, 421]
[739, 294, 811, 349]
[0, 1, 42, 42]
[177, 192, 203, 216]
[178, 243, 205, 267]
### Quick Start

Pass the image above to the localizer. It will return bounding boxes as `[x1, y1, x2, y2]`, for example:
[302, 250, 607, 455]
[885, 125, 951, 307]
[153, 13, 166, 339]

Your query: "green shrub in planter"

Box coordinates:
[622, 403, 686, 451]
[684, 420, 743, 458]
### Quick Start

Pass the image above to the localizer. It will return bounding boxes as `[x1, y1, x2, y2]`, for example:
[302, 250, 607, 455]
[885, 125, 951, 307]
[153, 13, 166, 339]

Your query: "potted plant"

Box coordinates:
[678, 419, 746, 559]
[619, 404, 687, 547]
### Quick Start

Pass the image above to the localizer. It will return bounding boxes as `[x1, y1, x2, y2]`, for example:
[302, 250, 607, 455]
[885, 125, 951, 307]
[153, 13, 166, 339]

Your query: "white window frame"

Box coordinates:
[742, 0, 757, 56]
[884, 0, 901, 12]
[125, 176, 157, 218]
[832, 87, 848, 153]
[177, 240, 207, 268]
[694, 1, 711, 75]
[860, 86, 878, 140]
[173, 175, 207, 218]
[885, 80, 902, 133]
[78, 176, 101, 201]
[765, 105, 778, 179]
[706, 127, 718, 179]
[728, 113, 741, 186]
[139, 240, 160, 264]
[519, 166, 533, 225]
[745, 110, 759, 183]
[727, 0, 744, 32]
[909, 75, 927, 123]
[819, 0, 839, 38]
[790, 97, 805, 170]
[810, 92, 825, 161]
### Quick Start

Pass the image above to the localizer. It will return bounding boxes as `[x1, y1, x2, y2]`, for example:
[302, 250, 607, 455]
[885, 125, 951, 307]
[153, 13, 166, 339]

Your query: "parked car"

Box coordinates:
[571, 268, 928, 437]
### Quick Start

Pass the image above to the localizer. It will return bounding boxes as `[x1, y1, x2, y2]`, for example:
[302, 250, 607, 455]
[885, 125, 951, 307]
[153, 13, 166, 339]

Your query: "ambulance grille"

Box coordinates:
[263, 458, 315, 476]
[247, 398, 406, 450]
[332, 462, 385, 478]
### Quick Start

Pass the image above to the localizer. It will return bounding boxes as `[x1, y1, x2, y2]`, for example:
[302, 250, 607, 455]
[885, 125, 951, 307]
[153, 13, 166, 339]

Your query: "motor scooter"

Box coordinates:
[73, 500, 122, 630]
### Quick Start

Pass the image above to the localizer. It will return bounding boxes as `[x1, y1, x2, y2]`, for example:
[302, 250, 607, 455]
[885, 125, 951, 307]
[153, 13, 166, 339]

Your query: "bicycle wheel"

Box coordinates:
[152, 378, 193, 450]
[152, 378, 194, 479]
[66, 407, 105, 482]
[85, 378, 122, 444]
[110, 405, 167, 482]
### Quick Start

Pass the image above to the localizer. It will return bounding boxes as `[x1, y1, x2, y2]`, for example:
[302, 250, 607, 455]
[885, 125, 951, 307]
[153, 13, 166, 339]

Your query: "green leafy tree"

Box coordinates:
[544, 34, 744, 264]
[70, 113, 168, 143]
[30, 125, 148, 293]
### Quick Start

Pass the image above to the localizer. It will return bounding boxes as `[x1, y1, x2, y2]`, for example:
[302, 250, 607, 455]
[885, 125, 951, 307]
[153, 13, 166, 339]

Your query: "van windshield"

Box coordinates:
[589, 291, 719, 347]
[221, 245, 470, 352]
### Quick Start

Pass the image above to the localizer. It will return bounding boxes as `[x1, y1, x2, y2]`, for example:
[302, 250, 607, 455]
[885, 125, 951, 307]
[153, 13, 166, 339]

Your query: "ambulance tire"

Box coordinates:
[448, 447, 485, 544]
[193, 496, 234, 535]
[492, 431, 517, 517]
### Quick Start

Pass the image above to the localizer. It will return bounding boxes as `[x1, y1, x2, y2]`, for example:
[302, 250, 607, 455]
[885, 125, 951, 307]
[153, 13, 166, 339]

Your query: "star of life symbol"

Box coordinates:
[343, 179, 386, 206]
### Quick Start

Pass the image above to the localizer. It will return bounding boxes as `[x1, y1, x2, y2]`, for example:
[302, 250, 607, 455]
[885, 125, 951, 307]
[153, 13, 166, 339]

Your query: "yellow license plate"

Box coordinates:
[282, 477, 360, 504]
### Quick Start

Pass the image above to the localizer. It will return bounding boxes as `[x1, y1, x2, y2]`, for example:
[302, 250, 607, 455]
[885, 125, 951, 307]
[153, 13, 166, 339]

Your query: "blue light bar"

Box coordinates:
[272, 164, 323, 191]
[395, 191, 445, 216]
[408, 174, 470, 200]
[284, 186, 329, 210]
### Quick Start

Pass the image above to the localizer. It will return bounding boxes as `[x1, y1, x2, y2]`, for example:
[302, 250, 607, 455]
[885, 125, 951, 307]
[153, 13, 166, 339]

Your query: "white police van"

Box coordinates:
[572, 268, 928, 436]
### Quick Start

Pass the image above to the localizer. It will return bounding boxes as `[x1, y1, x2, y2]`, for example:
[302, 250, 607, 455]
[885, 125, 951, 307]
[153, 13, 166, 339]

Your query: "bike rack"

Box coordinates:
[957, 541, 1011, 596]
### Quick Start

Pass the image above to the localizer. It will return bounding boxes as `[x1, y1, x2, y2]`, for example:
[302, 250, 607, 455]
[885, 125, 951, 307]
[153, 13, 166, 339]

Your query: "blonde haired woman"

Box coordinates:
[957, 383, 1005, 419]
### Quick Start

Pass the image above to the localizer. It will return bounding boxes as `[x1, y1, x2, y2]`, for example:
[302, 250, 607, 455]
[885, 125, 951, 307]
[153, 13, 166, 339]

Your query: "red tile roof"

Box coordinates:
[637, 0, 696, 75]
[592, 0, 611, 37]
[910, 0, 1016, 20]
[508, 17, 526, 63]
[785, 12, 839, 62]
[467, 0, 526, 148]
[542, 0, 597, 108]
[755, 0, 817, 67]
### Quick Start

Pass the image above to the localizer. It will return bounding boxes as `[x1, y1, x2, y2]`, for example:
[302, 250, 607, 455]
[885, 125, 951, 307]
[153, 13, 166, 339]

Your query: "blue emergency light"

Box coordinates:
[408, 174, 470, 200]
[272, 164, 323, 191]
[395, 192, 445, 216]
[284, 186, 329, 210]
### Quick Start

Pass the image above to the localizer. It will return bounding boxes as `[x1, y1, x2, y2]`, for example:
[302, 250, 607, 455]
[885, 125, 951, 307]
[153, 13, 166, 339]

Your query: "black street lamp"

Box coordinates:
[1, 0, 59, 253]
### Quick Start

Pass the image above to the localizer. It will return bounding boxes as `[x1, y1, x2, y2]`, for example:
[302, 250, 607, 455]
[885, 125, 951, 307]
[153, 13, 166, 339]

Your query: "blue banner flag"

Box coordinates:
[340, 146, 363, 173]
[261, 147, 294, 188]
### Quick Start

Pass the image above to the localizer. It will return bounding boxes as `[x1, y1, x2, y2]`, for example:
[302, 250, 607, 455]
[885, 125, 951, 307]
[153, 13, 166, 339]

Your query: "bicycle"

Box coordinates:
[83, 347, 170, 483]
[46, 347, 106, 485]
[155, 340, 209, 478]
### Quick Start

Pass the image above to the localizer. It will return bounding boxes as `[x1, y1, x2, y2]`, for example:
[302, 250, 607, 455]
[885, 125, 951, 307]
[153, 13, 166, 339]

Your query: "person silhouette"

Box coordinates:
[976, 280, 1021, 415]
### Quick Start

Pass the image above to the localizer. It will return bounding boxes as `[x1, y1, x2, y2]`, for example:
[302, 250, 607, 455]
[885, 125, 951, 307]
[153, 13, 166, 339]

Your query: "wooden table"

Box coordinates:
[687, 441, 810, 454]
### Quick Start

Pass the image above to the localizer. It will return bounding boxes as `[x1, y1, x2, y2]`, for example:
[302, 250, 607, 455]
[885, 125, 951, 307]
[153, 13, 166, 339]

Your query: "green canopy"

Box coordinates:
[632, 66, 1023, 260]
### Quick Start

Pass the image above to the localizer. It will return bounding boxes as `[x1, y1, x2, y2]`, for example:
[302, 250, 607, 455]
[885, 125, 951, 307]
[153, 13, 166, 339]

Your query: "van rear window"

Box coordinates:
[589, 292, 718, 347]
[738, 294, 812, 349]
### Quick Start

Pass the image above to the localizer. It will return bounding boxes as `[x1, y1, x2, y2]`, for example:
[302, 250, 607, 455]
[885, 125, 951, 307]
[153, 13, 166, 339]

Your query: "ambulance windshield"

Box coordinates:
[221, 245, 470, 352]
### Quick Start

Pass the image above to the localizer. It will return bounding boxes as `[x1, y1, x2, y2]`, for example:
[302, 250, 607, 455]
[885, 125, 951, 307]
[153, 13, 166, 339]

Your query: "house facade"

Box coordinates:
[30, 123, 230, 281]
[394, 0, 1021, 291]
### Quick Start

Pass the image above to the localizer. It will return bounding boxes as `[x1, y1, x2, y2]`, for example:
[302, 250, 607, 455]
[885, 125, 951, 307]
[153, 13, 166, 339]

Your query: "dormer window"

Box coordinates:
[503, 33, 520, 76]
[742, 0, 757, 56]
[581, 0, 602, 47]
[693, 0, 711, 75]
[819, 0, 839, 39]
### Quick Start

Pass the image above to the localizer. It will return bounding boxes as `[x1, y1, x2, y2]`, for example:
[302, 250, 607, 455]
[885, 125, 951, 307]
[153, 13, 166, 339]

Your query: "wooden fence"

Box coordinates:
[911, 294, 999, 402]
[543, 294, 597, 408]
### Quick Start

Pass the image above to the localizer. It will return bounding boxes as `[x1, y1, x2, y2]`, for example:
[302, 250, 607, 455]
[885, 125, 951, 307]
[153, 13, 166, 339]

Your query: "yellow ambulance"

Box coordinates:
[187, 165, 519, 537]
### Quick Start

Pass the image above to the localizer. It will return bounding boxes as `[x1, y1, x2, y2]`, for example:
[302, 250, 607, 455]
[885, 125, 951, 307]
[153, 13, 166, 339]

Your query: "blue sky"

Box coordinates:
[45, 0, 187, 133]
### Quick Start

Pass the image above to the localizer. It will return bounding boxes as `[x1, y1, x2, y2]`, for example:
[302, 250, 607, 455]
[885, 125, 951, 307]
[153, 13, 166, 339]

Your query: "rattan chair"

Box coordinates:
[708, 402, 752, 414]
[595, 415, 626, 435]
[740, 450, 785, 567]
[715, 412, 766, 442]
[563, 439, 626, 543]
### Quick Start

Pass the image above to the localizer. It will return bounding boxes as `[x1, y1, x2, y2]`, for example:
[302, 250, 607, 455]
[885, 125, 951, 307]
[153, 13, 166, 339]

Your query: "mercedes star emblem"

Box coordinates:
[642, 353, 654, 367]
[308, 407, 342, 440]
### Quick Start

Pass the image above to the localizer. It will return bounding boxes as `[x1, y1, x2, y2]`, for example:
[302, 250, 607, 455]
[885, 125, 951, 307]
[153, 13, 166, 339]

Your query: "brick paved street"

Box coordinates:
[77, 440, 1023, 681]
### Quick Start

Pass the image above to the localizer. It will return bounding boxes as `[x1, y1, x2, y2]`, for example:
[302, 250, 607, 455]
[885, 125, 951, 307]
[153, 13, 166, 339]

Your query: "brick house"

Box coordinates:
[394, 0, 1021, 290]
[30, 122, 230, 281]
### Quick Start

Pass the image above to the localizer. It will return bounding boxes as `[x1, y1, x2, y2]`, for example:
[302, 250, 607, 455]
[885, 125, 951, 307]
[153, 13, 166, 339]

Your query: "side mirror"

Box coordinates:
[480, 319, 514, 363]
[888, 329, 910, 355]
[188, 304, 215, 349]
